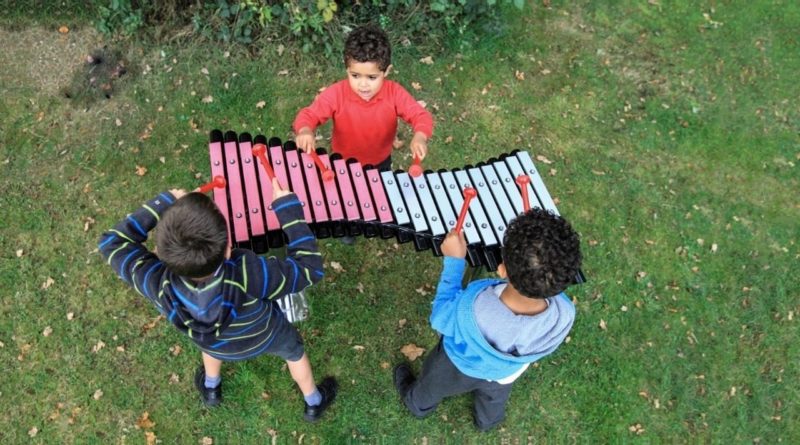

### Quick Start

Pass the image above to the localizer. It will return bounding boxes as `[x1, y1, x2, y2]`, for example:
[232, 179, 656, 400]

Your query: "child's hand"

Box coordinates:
[295, 127, 316, 154]
[170, 188, 188, 200]
[410, 131, 428, 161]
[440, 230, 467, 259]
[271, 177, 292, 200]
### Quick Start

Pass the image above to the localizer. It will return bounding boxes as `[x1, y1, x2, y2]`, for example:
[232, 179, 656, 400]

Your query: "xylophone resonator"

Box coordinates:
[208, 129, 584, 281]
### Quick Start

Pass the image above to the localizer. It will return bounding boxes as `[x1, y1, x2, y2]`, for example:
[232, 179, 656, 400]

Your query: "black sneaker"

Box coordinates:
[303, 377, 338, 422]
[393, 363, 415, 398]
[194, 366, 222, 407]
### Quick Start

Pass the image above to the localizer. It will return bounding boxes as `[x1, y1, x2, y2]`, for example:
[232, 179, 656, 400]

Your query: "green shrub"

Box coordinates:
[92, 0, 523, 56]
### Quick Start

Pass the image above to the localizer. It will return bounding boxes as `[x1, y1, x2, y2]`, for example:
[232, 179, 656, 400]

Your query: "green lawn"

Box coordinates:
[2, 1, 798, 443]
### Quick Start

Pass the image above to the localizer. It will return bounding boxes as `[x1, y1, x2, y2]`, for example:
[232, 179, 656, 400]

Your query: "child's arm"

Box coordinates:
[392, 84, 434, 160]
[97, 190, 184, 310]
[429, 231, 467, 334]
[292, 85, 340, 154]
[247, 178, 324, 299]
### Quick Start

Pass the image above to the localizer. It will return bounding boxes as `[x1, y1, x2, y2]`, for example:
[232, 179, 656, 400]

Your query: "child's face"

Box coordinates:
[346, 60, 390, 102]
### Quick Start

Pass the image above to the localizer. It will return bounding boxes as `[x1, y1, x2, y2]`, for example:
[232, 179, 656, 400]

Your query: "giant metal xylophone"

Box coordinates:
[208, 129, 585, 281]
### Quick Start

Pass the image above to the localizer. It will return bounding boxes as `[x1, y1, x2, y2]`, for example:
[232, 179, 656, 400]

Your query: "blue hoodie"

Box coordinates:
[430, 256, 575, 381]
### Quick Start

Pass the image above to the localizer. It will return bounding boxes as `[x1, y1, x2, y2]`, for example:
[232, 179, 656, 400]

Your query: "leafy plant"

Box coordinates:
[95, 0, 144, 36]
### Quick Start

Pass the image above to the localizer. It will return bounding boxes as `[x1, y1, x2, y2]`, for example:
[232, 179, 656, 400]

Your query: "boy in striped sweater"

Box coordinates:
[99, 178, 336, 421]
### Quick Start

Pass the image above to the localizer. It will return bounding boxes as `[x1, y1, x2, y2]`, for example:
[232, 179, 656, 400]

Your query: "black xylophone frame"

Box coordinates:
[209, 129, 586, 283]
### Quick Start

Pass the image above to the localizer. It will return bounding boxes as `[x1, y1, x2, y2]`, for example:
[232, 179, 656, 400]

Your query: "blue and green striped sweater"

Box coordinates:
[98, 191, 324, 361]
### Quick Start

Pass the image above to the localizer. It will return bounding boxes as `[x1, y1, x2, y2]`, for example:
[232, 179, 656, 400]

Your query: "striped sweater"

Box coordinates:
[98, 191, 324, 361]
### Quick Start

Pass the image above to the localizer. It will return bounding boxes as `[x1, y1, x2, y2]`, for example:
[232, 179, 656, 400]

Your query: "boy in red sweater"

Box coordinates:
[293, 25, 434, 172]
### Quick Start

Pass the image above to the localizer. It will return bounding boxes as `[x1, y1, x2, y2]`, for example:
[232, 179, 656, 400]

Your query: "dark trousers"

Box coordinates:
[403, 339, 514, 431]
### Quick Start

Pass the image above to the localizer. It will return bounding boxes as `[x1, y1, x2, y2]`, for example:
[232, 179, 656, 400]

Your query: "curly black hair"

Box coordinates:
[501, 208, 582, 298]
[343, 25, 391, 71]
[155, 192, 229, 278]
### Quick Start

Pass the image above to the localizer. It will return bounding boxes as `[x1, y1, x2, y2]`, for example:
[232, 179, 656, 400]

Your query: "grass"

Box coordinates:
[2, 0, 799, 443]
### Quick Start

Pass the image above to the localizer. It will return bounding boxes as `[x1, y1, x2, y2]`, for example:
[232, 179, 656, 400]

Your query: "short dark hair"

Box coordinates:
[344, 25, 391, 71]
[501, 208, 582, 298]
[155, 192, 228, 278]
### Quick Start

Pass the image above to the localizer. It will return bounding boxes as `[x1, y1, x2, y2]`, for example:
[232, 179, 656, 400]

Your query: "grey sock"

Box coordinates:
[204, 374, 221, 389]
[304, 388, 322, 406]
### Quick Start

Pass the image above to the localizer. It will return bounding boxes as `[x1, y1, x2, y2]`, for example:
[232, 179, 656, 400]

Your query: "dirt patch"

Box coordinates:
[0, 25, 105, 96]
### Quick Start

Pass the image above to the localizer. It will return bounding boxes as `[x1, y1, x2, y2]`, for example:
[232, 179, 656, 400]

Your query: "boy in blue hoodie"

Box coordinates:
[393, 208, 582, 431]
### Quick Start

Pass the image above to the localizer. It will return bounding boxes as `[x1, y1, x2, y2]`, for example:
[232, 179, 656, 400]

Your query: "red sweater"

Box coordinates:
[293, 80, 434, 166]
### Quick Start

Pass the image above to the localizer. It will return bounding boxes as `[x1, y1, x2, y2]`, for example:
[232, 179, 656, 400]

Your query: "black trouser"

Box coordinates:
[403, 339, 514, 431]
[374, 156, 392, 172]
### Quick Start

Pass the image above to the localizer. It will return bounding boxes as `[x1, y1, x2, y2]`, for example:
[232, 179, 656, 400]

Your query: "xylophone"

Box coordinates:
[208, 129, 585, 281]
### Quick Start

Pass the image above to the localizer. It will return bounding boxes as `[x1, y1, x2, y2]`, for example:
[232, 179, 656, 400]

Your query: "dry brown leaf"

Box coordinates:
[29, 427, 39, 437]
[549, 168, 557, 176]
[588, 240, 598, 246]
[83, 216, 96, 232]
[67, 312, 74, 321]
[42, 326, 53, 337]
[93, 389, 103, 400]
[536, 155, 553, 164]
[400, 343, 425, 361]
[278, 69, 289, 76]
[591, 169, 606, 176]
[398, 319, 407, 328]
[169, 373, 180, 384]
[599, 319, 607, 330]
[145, 431, 157, 445]
[159, 157, 166, 164]
[142, 315, 164, 333]
[419, 56, 434, 65]
[42, 277, 55, 290]
[202, 95, 214, 103]
[352, 345, 365, 351]
[415, 287, 430, 296]
[135, 165, 148, 176]
[380, 362, 390, 369]
[356, 282, 365, 293]
[515, 70, 525, 80]
[16, 249, 24, 257]
[136, 411, 156, 429]
[711, 243, 718, 253]
[417, 100, 427, 108]
[444, 136, 453, 144]
[329, 261, 344, 272]
[256, 100, 266, 109]
[169, 344, 182, 356]
[200, 438, 214, 445]
[92, 340, 106, 353]
[58, 26, 69, 34]
[115, 118, 122, 126]
[411, 82, 422, 90]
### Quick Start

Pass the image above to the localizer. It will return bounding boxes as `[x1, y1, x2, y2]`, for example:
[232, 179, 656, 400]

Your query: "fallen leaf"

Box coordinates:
[200, 438, 213, 445]
[515, 70, 525, 80]
[202, 95, 214, 103]
[411, 82, 422, 90]
[29, 427, 39, 437]
[136, 411, 156, 429]
[256, 100, 266, 109]
[419, 56, 434, 65]
[417, 100, 428, 108]
[145, 431, 157, 445]
[711, 243, 718, 253]
[201, 68, 209, 75]
[115, 118, 122, 126]
[329, 261, 344, 272]
[536, 155, 553, 164]
[58, 26, 69, 34]
[356, 282, 364, 293]
[352, 345, 365, 351]
[169, 373, 180, 384]
[549, 168, 557, 176]
[278, 69, 289, 76]
[444, 136, 453, 144]
[92, 340, 106, 353]
[42, 277, 55, 290]
[599, 319, 607, 330]
[93, 389, 103, 400]
[83, 216, 95, 232]
[541, 68, 552, 75]
[42, 326, 53, 337]
[67, 312, 74, 321]
[400, 343, 425, 361]
[415, 287, 430, 296]
[398, 319, 407, 328]
[380, 362, 390, 369]
[159, 157, 165, 164]
[169, 344, 182, 356]
[591, 169, 606, 175]
[116, 345, 125, 352]
[16, 249, 24, 257]
[135, 165, 148, 176]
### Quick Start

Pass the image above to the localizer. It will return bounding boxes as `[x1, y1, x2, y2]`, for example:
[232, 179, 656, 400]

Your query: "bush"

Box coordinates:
[92, 0, 523, 56]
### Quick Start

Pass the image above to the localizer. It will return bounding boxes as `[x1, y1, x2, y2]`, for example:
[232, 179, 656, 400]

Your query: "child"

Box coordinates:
[393, 208, 582, 431]
[293, 24, 434, 172]
[98, 178, 337, 421]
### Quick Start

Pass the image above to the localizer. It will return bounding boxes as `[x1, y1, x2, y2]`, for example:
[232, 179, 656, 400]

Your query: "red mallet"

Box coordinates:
[515, 175, 531, 213]
[252, 143, 276, 180]
[408, 155, 423, 178]
[198, 175, 226, 193]
[309, 150, 335, 182]
[454, 187, 477, 234]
